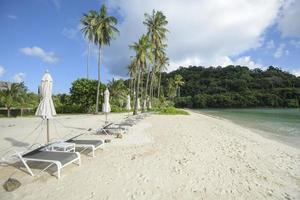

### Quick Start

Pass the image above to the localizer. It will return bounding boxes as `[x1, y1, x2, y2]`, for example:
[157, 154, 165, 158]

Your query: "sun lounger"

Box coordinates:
[16, 146, 81, 179]
[66, 139, 104, 157]
[98, 122, 126, 135]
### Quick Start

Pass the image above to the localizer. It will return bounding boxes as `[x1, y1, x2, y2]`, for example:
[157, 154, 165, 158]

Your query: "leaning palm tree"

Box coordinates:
[80, 10, 97, 79]
[93, 5, 119, 113]
[130, 35, 149, 115]
[143, 10, 168, 102]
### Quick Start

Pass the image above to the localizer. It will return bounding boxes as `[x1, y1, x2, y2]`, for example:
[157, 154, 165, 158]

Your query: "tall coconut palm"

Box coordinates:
[157, 53, 169, 98]
[80, 10, 97, 79]
[93, 5, 119, 113]
[143, 10, 168, 102]
[150, 43, 167, 99]
[128, 57, 138, 98]
[174, 74, 184, 97]
[130, 35, 149, 115]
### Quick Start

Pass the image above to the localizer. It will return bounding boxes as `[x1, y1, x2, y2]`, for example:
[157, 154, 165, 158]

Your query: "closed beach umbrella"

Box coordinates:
[102, 88, 111, 123]
[126, 95, 131, 111]
[35, 71, 56, 143]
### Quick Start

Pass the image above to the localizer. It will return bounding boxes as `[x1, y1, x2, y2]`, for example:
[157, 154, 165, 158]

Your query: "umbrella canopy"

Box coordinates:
[35, 71, 56, 119]
[126, 95, 131, 111]
[102, 88, 111, 113]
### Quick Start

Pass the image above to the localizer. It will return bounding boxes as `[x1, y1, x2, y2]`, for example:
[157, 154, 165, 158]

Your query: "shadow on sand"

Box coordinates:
[4, 137, 30, 147]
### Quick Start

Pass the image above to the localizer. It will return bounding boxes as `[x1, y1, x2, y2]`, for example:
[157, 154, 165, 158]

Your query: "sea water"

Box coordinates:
[196, 108, 300, 148]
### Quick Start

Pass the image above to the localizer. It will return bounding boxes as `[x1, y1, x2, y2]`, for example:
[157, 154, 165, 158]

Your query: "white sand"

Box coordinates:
[0, 111, 299, 200]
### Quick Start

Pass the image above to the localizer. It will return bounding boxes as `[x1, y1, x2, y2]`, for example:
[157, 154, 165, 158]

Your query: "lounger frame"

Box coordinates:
[16, 151, 81, 179]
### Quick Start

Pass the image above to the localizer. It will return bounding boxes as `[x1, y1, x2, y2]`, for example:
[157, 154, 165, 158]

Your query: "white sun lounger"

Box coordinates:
[16, 146, 81, 179]
[66, 138, 104, 157]
[98, 123, 126, 135]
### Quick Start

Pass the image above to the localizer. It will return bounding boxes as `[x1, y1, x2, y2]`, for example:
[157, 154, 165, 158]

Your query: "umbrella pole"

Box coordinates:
[47, 119, 50, 143]
[105, 113, 108, 124]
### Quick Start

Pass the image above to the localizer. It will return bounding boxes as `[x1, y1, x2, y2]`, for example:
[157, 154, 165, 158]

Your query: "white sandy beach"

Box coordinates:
[0, 111, 299, 200]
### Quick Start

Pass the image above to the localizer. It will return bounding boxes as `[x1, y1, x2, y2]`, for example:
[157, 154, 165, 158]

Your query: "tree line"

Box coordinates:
[160, 65, 300, 108]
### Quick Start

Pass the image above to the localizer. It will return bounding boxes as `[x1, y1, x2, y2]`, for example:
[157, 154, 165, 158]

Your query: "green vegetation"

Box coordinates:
[160, 66, 300, 108]
[154, 107, 189, 115]
[0, 82, 38, 117]
[128, 10, 169, 115]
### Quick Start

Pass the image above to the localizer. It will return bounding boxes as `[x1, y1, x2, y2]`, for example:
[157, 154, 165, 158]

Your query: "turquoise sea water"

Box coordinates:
[195, 108, 300, 148]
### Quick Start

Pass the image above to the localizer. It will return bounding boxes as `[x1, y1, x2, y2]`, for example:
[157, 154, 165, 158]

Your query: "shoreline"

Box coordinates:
[190, 109, 300, 150]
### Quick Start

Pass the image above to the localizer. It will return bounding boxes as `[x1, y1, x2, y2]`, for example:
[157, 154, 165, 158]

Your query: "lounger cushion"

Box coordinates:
[23, 150, 78, 166]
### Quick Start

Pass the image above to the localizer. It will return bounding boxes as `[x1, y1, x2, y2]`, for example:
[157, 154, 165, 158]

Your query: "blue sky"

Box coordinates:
[0, 0, 299, 94]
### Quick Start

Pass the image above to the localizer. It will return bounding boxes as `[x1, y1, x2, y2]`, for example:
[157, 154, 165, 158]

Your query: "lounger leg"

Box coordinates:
[57, 169, 61, 179]
[92, 146, 95, 157]
[53, 162, 62, 179]
[17, 154, 34, 176]
[75, 152, 81, 166]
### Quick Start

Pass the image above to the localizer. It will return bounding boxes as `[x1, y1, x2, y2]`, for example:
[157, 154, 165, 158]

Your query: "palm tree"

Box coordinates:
[130, 35, 149, 115]
[0, 83, 25, 117]
[93, 5, 119, 113]
[108, 79, 127, 107]
[157, 53, 169, 98]
[143, 10, 168, 102]
[174, 74, 184, 97]
[80, 10, 97, 79]
[128, 57, 138, 98]
[167, 78, 176, 100]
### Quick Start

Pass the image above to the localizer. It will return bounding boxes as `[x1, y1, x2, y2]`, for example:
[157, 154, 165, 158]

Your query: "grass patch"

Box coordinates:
[154, 107, 189, 115]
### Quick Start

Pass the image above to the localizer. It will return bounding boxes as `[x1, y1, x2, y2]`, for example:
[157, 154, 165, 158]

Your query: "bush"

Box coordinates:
[55, 104, 85, 114]
[174, 96, 193, 108]
[154, 107, 189, 115]
[284, 99, 299, 108]
[110, 104, 127, 113]
[193, 94, 208, 108]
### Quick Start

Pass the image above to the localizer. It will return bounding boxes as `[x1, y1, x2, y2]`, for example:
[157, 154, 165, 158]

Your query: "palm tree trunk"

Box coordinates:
[7, 107, 10, 117]
[129, 78, 133, 95]
[86, 42, 90, 79]
[158, 72, 162, 98]
[134, 67, 141, 115]
[132, 77, 136, 98]
[149, 69, 156, 103]
[95, 45, 102, 113]
[144, 64, 151, 112]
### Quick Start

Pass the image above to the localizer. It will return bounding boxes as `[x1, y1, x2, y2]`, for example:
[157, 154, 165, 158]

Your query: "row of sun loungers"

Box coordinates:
[14, 113, 149, 179]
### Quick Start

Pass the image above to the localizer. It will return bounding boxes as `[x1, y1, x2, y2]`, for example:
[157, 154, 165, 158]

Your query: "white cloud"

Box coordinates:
[62, 24, 81, 40]
[292, 69, 300, 77]
[290, 40, 300, 48]
[102, 0, 286, 77]
[7, 15, 17, 20]
[266, 40, 275, 49]
[169, 55, 261, 71]
[274, 43, 289, 58]
[12, 73, 26, 83]
[20, 46, 59, 64]
[0, 65, 5, 77]
[277, 0, 300, 38]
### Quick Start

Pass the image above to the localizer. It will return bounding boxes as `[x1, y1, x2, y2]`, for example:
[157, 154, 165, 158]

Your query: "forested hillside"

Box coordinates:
[160, 66, 300, 108]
